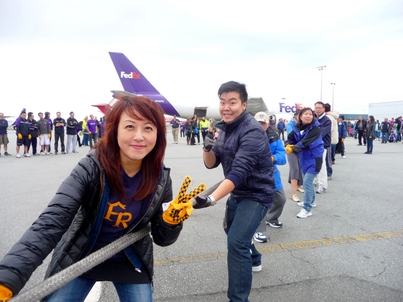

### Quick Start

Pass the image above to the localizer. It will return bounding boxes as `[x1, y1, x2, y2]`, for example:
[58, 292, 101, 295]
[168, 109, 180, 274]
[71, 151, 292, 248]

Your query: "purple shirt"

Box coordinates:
[87, 119, 97, 134]
[91, 169, 152, 261]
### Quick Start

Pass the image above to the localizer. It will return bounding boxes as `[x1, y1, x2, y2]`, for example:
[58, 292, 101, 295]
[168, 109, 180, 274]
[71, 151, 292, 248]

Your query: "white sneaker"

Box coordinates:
[45, 152, 49, 155]
[23, 153, 31, 157]
[253, 232, 268, 243]
[297, 208, 312, 218]
[316, 187, 326, 194]
[16, 154, 21, 158]
[297, 202, 316, 208]
[40, 151, 45, 156]
[252, 265, 262, 272]
[342, 155, 346, 159]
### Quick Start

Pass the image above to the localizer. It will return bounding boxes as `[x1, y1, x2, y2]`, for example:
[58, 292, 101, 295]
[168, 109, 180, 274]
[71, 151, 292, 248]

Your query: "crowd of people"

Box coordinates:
[347, 116, 402, 144]
[0, 87, 402, 302]
[0, 110, 105, 158]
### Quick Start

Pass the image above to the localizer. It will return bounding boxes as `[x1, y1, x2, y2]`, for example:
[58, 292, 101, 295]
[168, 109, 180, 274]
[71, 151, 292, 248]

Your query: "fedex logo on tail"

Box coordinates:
[279, 103, 304, 113]
[120, 71, 141, 79]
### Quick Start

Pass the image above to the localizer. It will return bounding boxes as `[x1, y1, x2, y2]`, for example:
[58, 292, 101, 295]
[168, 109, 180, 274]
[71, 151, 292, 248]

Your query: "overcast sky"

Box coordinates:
[1, 0, 402, 120]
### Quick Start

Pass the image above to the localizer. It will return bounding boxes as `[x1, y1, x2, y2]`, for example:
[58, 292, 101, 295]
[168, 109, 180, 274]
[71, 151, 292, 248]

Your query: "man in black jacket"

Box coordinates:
[66, 112, 79, 153]
[381, 118, 390, 143]
[27, 112, 39, 155]
[53, 112, 66, 155]
[197, 81, 275, 302]
[356, 115, 367, 146]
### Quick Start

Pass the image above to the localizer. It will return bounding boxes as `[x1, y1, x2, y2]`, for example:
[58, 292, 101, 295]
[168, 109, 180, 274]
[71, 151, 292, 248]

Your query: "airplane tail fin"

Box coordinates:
[108, 52, 180, 116]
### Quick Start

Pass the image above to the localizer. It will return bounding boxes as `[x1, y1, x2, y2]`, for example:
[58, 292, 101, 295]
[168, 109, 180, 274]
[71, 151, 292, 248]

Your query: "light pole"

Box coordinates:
[330, 83, 336, 110]
[317, 66, 326, 102]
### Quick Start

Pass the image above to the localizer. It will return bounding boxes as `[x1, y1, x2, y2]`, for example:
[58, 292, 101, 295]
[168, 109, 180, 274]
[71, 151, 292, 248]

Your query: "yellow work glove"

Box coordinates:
[285, 144, 293, 154]
[0, 284, 13, 301]
[162, 176, 206, 225]
[47, 134, 51, 139]
[341, 138, 345, 142]
[17, 133, 22, 140]
[28, 134, 32, 140]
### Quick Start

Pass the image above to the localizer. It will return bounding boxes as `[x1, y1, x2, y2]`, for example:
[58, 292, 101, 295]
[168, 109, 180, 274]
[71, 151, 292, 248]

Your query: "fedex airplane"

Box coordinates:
[93, 52, 292, 123]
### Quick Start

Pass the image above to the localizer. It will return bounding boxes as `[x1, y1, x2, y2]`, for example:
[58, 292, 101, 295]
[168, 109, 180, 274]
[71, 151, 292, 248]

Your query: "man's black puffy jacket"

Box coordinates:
[0, 150, 181, 295]
[212, 110, 275, 208]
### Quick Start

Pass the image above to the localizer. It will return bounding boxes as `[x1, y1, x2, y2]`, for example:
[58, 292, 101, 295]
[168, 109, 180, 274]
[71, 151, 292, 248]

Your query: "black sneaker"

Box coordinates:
[267, 221, 283, 228]
[55, 151, 58, 155]
[4, 152, 11, 156]
[61, 151, 66, 154]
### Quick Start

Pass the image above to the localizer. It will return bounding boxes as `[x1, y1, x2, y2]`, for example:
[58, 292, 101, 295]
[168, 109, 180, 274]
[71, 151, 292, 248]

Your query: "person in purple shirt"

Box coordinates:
[45, 112, 53, 153]
[0, 113, 11, 156]
[86, 114, 98, 148]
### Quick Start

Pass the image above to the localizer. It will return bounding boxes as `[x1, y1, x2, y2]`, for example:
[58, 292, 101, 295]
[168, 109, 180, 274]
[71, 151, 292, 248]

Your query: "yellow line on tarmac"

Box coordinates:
[154, 230, 403, 266]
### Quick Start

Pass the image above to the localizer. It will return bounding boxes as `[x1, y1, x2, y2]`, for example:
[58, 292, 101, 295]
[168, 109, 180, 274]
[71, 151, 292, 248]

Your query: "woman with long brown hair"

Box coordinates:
[0, 95, 199, 302]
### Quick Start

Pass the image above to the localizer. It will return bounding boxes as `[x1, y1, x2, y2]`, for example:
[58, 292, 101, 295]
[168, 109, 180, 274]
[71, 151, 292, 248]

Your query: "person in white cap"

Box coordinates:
[66, 111, 79, 154]
[253, 112, 287, 243]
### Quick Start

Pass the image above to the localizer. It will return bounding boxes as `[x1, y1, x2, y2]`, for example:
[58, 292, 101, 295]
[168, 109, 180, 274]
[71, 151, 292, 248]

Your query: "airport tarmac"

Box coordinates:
[0, 131, 402, 302]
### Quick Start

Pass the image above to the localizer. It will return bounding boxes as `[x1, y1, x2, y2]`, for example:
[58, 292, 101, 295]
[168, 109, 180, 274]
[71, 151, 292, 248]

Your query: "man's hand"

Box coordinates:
[162, 176, 206, 225]
[194, 195, 216, 209]
[17, 133, 22, 140]
[203, 133, 215, 152]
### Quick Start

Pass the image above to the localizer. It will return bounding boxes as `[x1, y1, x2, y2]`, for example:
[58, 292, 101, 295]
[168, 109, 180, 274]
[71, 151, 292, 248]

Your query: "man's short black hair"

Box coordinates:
[315, 101, 325, 108]
[218, 81, 248, 103]
[324, 103, 331, 112]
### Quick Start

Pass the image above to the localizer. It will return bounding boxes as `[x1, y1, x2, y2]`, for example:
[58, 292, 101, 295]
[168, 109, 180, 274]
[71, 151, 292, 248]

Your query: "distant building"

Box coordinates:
[368, 101, 403, 121]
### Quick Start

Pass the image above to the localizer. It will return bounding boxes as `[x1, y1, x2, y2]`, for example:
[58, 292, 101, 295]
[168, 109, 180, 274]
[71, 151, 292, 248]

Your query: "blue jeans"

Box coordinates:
[367, 137, 374, 153]
[325, 146, 332, 176]
[46, 277, 152, 302]
[224, 197, 268, 302]
[302, 173, 316, 212]
[82, 133, 89, 146]
[381, 132, 388, 143]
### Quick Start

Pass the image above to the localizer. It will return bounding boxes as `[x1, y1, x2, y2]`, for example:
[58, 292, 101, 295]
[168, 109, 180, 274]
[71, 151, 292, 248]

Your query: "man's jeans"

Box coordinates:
[89, 133, 98, 148]
[302, 173, 316, 212]
[224, 197, 268, 302]
[325, 146, 332, 176]
[47, 277, 152, 302]
[382, 132, 388, 143]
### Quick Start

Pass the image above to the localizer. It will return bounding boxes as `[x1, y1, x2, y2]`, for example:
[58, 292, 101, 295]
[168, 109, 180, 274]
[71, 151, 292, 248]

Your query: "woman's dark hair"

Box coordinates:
[95, 95, 166, 200]
[297, 107, 315, 127]
[368, 115, 375, 123]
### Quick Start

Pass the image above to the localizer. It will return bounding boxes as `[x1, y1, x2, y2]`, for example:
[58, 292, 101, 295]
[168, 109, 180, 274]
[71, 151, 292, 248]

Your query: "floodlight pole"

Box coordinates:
[317, 66, 326, 102]
[330, 83, 336, 110]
